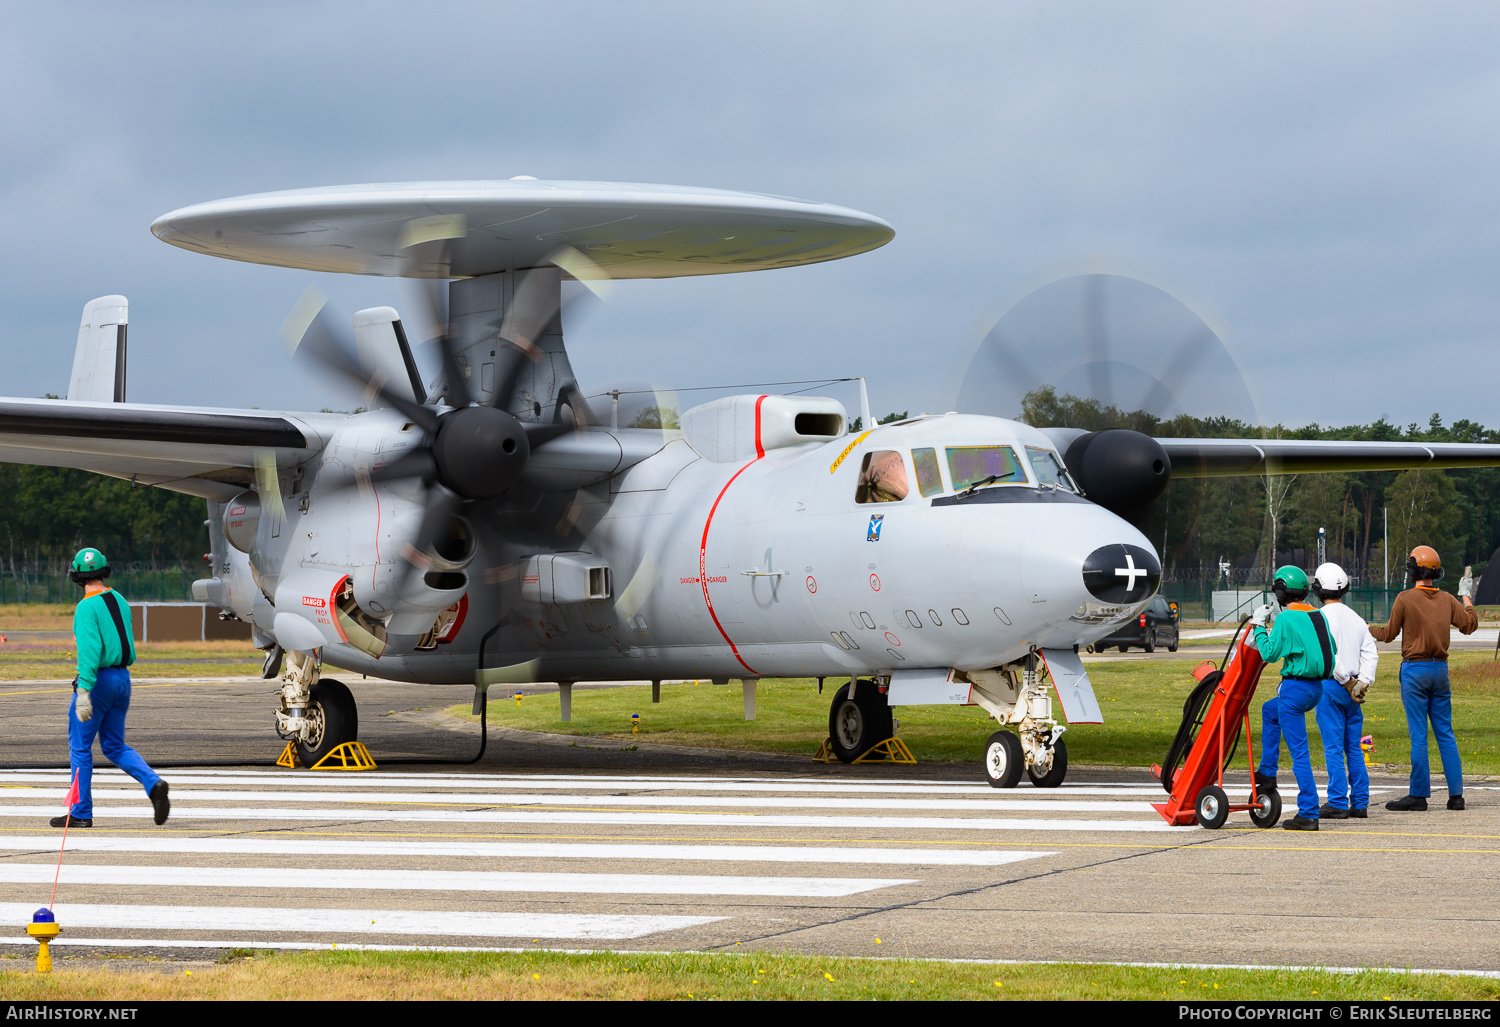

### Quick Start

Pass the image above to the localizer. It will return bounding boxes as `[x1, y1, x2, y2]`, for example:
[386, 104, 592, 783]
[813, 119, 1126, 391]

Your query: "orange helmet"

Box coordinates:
[1407, 545, 1443, 582]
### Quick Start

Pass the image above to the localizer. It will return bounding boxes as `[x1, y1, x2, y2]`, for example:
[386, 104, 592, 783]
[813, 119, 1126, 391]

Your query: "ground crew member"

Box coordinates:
[54, 548, 170, 829]
[1251, 566, 1337, 831]
[1310, 563, 1378, 819]
[1369, 545, 1476, 811]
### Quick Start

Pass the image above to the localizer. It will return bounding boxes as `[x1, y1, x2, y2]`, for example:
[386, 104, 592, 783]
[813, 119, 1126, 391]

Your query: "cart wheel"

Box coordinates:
[1249, 788, 1282, 829]
[983, 731, 1024, 788]
[1195, 784, 1230, 829]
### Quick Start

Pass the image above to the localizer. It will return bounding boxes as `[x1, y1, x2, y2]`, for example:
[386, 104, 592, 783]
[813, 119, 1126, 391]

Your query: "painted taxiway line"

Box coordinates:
[0, 902, 718, 940]
[63, 788, 1154, 813]
[0, 864, 914, 897]
[0, 805, 1191, 832]
[0, 835, 1055, 865]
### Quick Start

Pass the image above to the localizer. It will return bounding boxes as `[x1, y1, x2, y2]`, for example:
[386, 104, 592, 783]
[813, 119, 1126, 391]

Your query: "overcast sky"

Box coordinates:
[2, 2, 1498, 430]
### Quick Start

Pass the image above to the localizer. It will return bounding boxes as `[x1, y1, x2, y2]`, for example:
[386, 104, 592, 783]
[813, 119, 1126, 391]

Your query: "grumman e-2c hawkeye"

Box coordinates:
[5, 179, 1500, 787]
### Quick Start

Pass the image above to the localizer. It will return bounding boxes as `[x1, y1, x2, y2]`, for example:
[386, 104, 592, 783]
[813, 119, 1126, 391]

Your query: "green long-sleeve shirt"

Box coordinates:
[73, 589, 136, 691]
[1253, 606, 1337, 680]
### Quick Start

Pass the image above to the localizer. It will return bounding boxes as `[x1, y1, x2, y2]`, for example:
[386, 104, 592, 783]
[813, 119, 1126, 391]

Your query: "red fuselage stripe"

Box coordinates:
[698, 396, 767, 675]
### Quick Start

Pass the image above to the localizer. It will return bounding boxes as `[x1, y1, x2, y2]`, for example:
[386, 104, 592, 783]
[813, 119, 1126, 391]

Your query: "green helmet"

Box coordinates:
[69, 547, 110, 585]
[1272, 564, 1309, 604]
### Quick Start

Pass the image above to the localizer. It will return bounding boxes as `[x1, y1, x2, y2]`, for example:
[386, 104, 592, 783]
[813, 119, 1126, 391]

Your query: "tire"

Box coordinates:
[1195, 784, 1230, 829]
[983, 730, 1024, 788]
[1143, 632, 1156, 654]
[1249, 787, 1282, 829]
[1167, 631, 1178, 653]
[294, 679, 359, 766]
[1026, 738, 1068, 787]
[827, 680, 893, 764]
[1118, 645, 1130, 653]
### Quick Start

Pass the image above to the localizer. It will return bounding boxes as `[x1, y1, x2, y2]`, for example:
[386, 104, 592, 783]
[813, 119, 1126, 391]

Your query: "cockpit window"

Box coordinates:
[911, 448, 944, 497]
[1026, 447, 1078, 492]
[945, 446, 1025, 491]
[855, 450, 910, 503]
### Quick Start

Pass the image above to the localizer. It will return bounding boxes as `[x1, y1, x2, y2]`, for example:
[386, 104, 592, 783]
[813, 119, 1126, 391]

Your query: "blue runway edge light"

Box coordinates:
[32, 907, 54, 923]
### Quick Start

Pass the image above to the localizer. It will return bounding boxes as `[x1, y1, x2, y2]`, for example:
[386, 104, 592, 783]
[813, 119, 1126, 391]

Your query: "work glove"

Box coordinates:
[1249, 604, 1273, 628]
[1343, 679, 1371, 704]
[1458, 567, 1474, 599]
[74, 687, 93, 722]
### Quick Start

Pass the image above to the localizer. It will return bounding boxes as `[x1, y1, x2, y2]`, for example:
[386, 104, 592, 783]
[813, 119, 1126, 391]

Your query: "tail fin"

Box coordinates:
[67, 296, 129, 402]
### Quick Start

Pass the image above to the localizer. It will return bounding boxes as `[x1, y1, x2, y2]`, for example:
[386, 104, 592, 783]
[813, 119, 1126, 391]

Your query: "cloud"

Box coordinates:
[1, 2, 1498, 427]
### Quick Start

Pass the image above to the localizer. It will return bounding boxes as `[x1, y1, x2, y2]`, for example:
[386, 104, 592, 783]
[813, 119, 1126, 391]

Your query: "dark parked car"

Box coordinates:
[1088, 595, 1179, 653]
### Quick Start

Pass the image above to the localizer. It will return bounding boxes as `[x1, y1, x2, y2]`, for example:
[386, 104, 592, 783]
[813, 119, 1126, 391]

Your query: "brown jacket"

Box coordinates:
[1368, 585, 1478, 661]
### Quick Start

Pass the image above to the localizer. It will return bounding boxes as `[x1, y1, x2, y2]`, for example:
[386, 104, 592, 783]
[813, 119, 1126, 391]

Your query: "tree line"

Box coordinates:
[1020, 386, 1500, 588]
[2, 391, 1496, 590]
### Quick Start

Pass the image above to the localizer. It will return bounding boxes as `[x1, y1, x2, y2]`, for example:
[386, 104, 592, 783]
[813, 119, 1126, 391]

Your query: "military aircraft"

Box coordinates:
[6, 178, 1500, 787]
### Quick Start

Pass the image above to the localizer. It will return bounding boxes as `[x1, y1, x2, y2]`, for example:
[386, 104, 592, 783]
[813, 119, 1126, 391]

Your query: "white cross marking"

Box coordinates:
[1114, 553, 1147, 592]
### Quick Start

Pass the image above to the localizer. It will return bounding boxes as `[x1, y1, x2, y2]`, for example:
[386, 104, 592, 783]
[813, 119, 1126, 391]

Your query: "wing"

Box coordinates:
[1158, 438, 1500, 477]
[0, 397, 333, 500]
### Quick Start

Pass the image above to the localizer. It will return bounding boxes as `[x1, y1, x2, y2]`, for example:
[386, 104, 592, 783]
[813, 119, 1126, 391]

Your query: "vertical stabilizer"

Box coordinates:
[68, 296, 129, 402]
[352, 306, 426, 405]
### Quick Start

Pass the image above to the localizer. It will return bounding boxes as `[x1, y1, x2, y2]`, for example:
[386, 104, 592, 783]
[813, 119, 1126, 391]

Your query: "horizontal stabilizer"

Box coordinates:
[68, 296, 128, 403]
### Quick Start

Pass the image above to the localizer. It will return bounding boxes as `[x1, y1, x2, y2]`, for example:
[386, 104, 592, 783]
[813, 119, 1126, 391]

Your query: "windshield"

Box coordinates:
[1026, 447, 1079, 492]
[945, 446, 1026, 490]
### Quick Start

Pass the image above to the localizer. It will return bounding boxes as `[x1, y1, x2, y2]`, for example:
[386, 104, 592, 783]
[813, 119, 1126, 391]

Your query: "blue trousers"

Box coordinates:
[1316, 681, 1369, 811]
[69, 668, 161, 820]
[1400, 661, 1463, 798]
[1263, 679, 1325, 819]
[1258, 697, 1283, 778]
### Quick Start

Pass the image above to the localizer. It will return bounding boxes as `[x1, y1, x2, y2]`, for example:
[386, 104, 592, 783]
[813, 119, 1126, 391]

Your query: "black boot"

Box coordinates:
[48, 815, 91, 829]
[1447, 795, 1465, 811]
[1348, 807, 1368, 818]
[1318, 803, 1350, 819]
[1385, 794, 1428, 811]
[1254, 771, 1278, 794]
[150, 781, 170, 825]
[1282, 816, 1319, 831]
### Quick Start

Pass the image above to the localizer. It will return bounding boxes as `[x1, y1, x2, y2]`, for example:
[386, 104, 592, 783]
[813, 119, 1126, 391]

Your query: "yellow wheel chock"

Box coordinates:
[276, 740, 378, 770]
[813, 737, 916, 765]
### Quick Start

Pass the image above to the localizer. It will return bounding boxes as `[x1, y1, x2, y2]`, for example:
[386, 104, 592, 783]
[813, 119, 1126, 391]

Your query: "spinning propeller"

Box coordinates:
[284, 252, 588, 591]
[955, 273, 1260, 516]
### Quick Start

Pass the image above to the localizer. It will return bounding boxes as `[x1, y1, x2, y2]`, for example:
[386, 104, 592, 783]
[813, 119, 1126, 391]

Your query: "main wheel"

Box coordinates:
[983, 730, 1024, 788]
[827, 680, 893, 764]
[1194, 784, 1230, 829]
[294, 679, 359, 767]
[1026, 737, 1069, 787]
[1249, 787, 1283, 829]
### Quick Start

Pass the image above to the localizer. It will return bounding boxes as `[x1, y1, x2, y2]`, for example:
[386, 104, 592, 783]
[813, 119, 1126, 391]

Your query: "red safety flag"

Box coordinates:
[51, 771, 78, 909]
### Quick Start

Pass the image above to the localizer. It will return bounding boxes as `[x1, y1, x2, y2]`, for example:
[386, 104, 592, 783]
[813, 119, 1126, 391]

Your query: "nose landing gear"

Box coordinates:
[969, 653, 1069, 788]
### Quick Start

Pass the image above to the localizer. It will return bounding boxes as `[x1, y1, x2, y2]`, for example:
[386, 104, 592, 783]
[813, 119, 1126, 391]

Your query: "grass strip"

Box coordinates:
[2, 948, 1495, 1001]
[453, 651, 1500, 773]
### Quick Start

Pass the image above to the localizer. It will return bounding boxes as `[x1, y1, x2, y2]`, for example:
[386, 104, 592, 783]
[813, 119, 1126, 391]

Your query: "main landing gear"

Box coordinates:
[274, 649, 360, 765]
[969, 653, 1068, 789]
[825, 679, 896, 763]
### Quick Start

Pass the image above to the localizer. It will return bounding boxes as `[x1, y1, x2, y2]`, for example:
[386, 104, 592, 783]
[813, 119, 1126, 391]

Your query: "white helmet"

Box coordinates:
[1311, 562, 1350, 599]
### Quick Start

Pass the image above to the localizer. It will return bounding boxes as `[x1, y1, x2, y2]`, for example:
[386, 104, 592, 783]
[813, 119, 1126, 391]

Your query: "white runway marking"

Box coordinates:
[0, 835, 1054, 866]
[0, 864, 914, 897]
[0, 770, 1168, 796]
[61, 788, 1154, 813]
[0, 805, 1192, 831]
[0, 902, 717, 940]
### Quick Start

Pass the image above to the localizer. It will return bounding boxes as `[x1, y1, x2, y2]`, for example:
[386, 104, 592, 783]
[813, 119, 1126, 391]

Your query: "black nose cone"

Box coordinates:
[1083, 544, 1161, 603]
